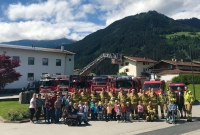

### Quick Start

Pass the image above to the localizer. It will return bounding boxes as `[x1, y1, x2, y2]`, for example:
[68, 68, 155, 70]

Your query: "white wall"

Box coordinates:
[119, 59, 136, 76]
[136, 62, 154, 76]
[0, 48, 74, 89]
[160, 74, 179, 82]
[119, 59, 154, 77]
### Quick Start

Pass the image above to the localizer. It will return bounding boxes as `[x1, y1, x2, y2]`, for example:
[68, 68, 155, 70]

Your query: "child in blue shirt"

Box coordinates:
[92, 103, 98, 120]
[90, 99, 95, 120]
[98, 102, 104, 120]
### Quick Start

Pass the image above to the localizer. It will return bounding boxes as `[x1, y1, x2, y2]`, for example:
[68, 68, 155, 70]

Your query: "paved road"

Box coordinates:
[0, 105, 199, 135]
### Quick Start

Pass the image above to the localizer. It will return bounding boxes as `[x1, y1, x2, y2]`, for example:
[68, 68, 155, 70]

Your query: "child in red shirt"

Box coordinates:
[120, 101, 127, 122]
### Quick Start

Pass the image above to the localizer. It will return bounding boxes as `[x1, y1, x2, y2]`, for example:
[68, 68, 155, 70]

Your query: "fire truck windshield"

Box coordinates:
[72, 82, 85, 88]
[170, 86, 185, 91]
[116, 80, 132, 88]
[144, 84, 160, 90]
[60, 80, 69, 86]
[93, 79, 108, 85]
[41, 81, 52, 87]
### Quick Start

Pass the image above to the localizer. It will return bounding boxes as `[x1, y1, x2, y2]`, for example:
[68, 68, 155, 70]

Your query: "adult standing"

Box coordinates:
[175, 87, 185, 118]
[42, 94, 48, 122]
[45, 95, 53, 123]
[29, 93, 36, 123]
[149, 88, 158, 119]
[158, 89, 167, 119]
[118, 89, 128, 104]
[129, 89, 138, 119]
[36, 94, 43, 123]
[184, 87, 194, 122]
[54, 96, 62, 123]
[100, 88, 110, 104]
[51, 91, 57, 123]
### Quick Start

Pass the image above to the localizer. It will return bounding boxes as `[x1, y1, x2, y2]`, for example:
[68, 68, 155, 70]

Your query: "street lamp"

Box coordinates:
[189, 45, 196, 100]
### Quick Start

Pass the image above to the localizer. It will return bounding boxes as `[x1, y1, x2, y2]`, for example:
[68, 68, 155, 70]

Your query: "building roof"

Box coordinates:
[149, 60, 200, 69]
[124, 56, 156, 63]
[157, 69, 200, 76]
[162, 60, 200, 67]
[0, 44, 75, 55]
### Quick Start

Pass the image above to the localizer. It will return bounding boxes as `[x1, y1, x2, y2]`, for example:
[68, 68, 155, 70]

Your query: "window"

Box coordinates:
[28, 57, 34, 65]
[69, 58, 71, 61]
[125, 62, 129, 66]
[143, 62, 145, 65]
[13, 56, 20, 60]
[125, 68, 129, 72]
[143, 68, 146, 72]
[121, 63, 124, 66]
[169, 65, 172, 69]
[56, 73, 61, 75]
[42, 58, 48, 66]
[56, 59, 61, 66]
[28, 73, 34, 81]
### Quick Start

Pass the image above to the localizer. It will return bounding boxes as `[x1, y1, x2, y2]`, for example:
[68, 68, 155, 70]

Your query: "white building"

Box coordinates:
[119, 56, 155, 77]
[149, 60, 200, 82]
[0, 44, 75, 89]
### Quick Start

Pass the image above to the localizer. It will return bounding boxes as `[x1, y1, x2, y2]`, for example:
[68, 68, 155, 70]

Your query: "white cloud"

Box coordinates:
[0, 0, 200, 42]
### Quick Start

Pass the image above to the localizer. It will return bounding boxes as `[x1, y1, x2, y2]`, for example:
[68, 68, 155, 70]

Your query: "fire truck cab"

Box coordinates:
[55, 75, 70, 95]
[91, 76, 112, 93]
[169, 82, 186, 93]
[143, 79, 165, 95]
[111, 76, 142, 94]
[39, 74, 57, 94]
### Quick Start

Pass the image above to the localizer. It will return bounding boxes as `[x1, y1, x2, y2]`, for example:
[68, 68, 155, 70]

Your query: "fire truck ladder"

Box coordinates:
[79, 53, 123, 75]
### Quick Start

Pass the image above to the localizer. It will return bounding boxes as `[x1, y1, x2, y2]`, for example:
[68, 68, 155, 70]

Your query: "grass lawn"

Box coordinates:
[187, 84, 200, 101]
[166, 32, 200, 39]
[0, 101, 29, 120]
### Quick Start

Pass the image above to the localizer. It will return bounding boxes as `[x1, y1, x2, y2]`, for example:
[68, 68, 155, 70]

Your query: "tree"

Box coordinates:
[0, 52, 22, 89]
[118, 72, 127, 76]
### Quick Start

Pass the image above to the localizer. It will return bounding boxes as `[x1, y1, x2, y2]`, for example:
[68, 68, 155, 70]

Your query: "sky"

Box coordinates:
[0, 0, 200, 42]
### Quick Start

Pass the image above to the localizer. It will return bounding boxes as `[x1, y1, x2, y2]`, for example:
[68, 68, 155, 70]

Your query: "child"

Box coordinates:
[107, 103, 112, 121]
[98, 102, 104, 120]
[91, 103, 98, 120]
[116, 104, 121, 123]
[137, 101, 144, 122]
[126, 102, 131, 122]
[90, 99, 95, 120]
[120, 101, 127, 122]
[83, 102, 89, 122]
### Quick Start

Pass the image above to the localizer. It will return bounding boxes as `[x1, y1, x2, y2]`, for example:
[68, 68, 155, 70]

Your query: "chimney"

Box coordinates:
[172, 58, 174, 61]
[175, 59, 177, 62]
[61, 45, 64, 52]
[181, 59, 183, 62]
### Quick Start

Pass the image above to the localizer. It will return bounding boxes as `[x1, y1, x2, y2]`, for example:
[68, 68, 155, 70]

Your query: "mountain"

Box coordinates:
[1, 38, 75, 48]
[61, 11, 200, 75]
[177, 18, 200, 29]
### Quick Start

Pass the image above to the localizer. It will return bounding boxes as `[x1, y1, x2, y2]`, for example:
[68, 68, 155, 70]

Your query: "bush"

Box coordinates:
[21, 109, 30, 118]
[118, 72, 127, 75]
[172, 74, 200, 85]
[7, 110, 22, 121]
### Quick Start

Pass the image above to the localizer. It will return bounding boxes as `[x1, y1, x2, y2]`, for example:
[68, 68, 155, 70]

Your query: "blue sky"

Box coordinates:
[0, 0, 200, 42]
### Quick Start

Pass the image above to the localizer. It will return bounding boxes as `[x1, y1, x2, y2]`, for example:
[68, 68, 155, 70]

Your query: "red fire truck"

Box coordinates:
[39, 74, 57, 94]
[143, 79, 165, 95]
[90, 76, 113, 93]
[111, 76, 143, 94]
[55, 75, 70, 95]
[169, 82, 186, 93]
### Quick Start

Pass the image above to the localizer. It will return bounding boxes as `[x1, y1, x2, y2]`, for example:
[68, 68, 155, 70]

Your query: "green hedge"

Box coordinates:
[172, 74, 200, 85]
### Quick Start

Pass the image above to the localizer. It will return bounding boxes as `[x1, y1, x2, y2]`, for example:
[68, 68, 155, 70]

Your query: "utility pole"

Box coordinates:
[189, 45, 196, 100]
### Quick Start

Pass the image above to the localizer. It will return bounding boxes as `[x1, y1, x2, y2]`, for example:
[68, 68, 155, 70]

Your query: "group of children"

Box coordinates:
[86, 98, 145, 123]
